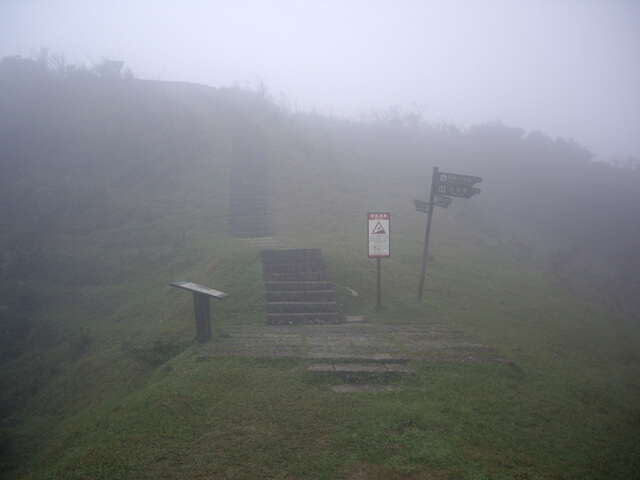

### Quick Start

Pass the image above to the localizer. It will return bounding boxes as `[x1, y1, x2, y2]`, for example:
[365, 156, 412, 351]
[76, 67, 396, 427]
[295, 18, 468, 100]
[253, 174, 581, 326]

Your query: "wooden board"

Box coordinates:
[170, 281, 229, 299]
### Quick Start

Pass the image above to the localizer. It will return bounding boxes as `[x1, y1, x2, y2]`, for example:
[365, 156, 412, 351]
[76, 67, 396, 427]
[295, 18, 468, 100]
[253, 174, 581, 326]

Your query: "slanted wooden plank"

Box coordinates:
[170, 281, 228, 300]
[170, 281, 229, 343]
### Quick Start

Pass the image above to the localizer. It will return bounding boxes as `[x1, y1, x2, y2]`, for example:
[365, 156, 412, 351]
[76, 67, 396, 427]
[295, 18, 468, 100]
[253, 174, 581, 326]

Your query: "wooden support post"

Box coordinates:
[169, 281, 228, 344]
[193, 292, 211, 343]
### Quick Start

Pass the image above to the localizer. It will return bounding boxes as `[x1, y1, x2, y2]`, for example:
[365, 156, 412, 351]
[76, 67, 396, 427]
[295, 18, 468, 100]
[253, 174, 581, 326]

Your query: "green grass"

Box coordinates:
[11, 348, 640, 479]
[6, 209, 639, 479]
[2, 103, 640, 479]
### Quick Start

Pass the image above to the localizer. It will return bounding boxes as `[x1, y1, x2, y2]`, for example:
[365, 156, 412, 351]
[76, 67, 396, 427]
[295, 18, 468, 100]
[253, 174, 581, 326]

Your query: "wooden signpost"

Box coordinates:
[416, 167, 482, 301]
[170, 281, 229, 343]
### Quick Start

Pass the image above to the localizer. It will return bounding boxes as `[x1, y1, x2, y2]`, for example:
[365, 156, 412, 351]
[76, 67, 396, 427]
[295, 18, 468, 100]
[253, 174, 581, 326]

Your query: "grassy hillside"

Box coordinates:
[1, 56, 639, 479]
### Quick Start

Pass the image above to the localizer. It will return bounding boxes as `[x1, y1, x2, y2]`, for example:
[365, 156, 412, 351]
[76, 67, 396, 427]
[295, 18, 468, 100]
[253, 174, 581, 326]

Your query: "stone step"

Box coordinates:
[260, 248, 323, 261]
[307, 354, 409, 364]
[264, 271, 330, 282]
[228, 217, 270, 228]
[230, 229, 272, 238]
[267, 312, 343, 325]
[261, 249, 344, 326]
[229, 178, 266, 186]
[229, 224, 271, 234]
[228, 208, 269, 217]
[229, 178, 267, 186]
[265, 281, 333, 292]
[262, 261, 328, 274]
[230, 227, 272, 234]
[260, 254, 325, 265]
[228, 204, 267, 213]
[228, 192, 268, 202]
[307, 363, 415, 382]
[229, 185, 267, 194]
[266, 302, 339, 314]
[266, 290, 335, 302]
[230, 167, 267, 175]
[228, 195, 269, 204]
[228, 221, 271, 230]
[239, 237, 291, 250]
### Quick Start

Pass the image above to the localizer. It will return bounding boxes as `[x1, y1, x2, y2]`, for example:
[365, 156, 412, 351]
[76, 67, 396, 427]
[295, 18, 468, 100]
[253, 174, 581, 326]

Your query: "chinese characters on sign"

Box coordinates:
[435, 184, 481, 198]
[437, 173, 482, 186]
[368, 212, 390, 258]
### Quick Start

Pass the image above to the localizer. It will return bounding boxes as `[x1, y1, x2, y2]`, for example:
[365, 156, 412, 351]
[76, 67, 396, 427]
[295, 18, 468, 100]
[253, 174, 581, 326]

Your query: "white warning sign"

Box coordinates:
[368, 212, 390, 258]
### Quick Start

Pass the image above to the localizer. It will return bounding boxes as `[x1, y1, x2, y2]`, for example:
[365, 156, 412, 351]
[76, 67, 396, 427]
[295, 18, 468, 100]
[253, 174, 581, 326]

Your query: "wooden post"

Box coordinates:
[418, 167, 438, 301]
[169, 281, 228, 344]
[193, 292, 211, 343]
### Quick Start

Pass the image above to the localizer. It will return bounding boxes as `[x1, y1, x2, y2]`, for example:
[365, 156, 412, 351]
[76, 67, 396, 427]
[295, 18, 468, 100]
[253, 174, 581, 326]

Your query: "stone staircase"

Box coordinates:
[261, 249, 344, 325]
[228, 124, 271, 238]
[307, 361, 414, 384]
[260, 250, 412, 385]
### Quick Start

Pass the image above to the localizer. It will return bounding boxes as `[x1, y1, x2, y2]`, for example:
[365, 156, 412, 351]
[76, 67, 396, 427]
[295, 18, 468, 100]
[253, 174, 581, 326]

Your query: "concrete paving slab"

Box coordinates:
[199, 323, 509, 364]
[332, 385, 402, 393]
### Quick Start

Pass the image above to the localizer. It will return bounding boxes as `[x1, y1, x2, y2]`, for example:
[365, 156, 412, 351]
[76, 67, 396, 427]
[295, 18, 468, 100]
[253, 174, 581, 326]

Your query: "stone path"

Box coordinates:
[228, 123, 271, 238]
[199, 323, 508, 365]
[238, 237, 291, 250]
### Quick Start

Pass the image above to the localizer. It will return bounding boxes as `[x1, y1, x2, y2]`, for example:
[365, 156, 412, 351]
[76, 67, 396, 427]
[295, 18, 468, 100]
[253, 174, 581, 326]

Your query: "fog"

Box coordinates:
[1, 0, 639, 162]
[2, 5, 640, 476]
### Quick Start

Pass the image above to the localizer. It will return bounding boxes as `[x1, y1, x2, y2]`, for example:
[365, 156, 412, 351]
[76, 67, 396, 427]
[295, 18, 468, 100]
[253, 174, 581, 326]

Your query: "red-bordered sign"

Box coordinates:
[368, 212, 390, 258]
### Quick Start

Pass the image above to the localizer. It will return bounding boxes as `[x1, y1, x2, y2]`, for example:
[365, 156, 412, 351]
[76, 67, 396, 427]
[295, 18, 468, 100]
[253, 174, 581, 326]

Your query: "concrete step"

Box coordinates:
[238, 237, 291, 250]
[228, 193, 268, 203]
[261, 249, 344, 325]
[307, 363, 415, 382]
[260, 248, 323, 261]
[229, 229, 271, 238]
[307, 354, 409, 364]
[228, 217, 270, 228]
[227, 205, 269, 215]
[266, 302, 339, 314]
[261, 255, 325, 265]
[262, 261, 328, 274]
[228, 198, 267, 208]
[266, 290, 335, 302]
[228, 221, 270, 229]
[228, 209, 269, 218]
[267, 312, 343, 325]
[230, 167, 267, 176]
[265, 281, 333, 292]
[264, 271, 330, 282]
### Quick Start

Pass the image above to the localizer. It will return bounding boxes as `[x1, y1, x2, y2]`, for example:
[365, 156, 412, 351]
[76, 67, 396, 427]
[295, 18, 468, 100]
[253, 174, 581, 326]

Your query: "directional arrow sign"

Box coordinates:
[414, 195, 453, 212]
[433, 194, 452, 208]
[435, 184, 481, 198]
[437, 172, 482, 186]
[413, 199, 429, 213]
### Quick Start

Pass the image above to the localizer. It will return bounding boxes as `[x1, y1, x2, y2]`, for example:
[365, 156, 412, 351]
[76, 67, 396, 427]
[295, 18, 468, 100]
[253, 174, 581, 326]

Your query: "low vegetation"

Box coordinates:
[1, 53, 639, 479]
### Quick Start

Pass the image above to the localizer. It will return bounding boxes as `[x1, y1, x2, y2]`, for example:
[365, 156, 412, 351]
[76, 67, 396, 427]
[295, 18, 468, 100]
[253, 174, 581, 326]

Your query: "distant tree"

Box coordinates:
[92, 58, 125, 78]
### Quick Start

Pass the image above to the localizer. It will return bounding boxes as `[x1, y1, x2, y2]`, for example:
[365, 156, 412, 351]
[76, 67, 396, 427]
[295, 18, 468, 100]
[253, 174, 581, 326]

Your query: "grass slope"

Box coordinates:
[2, 91, 640, 480]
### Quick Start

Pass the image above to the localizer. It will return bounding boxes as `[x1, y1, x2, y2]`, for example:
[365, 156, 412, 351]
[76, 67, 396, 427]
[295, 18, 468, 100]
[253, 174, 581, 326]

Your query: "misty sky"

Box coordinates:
[1, 0, 639, 161]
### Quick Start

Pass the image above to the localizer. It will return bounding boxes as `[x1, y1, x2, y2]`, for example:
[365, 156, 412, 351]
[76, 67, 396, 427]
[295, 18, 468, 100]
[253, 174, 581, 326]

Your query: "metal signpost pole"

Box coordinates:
[368, 212, 390, 310]
[377, 257, 382, 309]
[418, 167, 438, 301]
[415, 168, 482, 301]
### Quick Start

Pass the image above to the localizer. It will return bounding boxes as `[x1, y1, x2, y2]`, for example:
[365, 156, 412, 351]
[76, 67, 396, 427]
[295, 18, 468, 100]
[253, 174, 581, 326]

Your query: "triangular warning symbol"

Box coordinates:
[371, 221, 386, 235]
